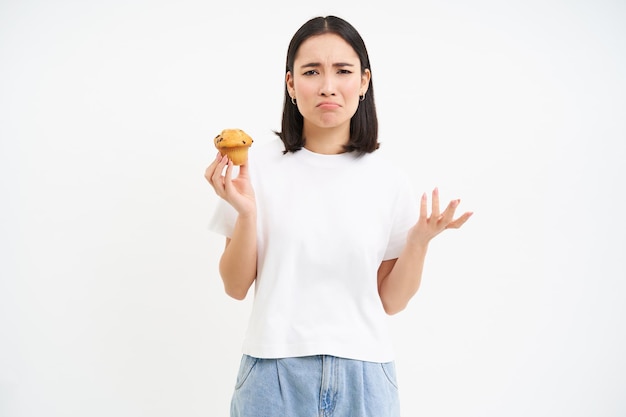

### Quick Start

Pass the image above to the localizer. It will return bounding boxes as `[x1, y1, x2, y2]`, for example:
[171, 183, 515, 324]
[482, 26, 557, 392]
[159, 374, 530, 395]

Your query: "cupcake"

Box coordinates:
[214, 128, 254, 166]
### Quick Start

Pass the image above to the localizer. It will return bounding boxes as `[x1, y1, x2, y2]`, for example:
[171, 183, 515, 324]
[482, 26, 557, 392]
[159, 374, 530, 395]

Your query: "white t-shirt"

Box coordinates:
[208, 137, 419, 363]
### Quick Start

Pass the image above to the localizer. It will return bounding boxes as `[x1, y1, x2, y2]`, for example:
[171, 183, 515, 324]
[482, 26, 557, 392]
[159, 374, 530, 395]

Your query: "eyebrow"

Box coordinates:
[299, 62, 356, 69]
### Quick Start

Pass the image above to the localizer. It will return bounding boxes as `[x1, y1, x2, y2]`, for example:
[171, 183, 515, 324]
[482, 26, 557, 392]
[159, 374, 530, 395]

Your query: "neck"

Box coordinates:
[302, 123, 350, 155]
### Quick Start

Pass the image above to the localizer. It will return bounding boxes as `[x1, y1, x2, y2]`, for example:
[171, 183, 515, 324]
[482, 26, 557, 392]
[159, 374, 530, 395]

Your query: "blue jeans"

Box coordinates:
[230, 355, 401, 417]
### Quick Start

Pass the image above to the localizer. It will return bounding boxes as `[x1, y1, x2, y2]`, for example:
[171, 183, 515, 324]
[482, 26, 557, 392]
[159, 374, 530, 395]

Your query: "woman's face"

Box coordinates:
[286, 33, 370, 132]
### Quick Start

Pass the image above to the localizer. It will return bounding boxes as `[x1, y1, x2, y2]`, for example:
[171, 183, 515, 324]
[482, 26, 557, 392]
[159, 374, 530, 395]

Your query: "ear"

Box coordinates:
[360, 68, 371, 95]
[286, 71, 295, 97]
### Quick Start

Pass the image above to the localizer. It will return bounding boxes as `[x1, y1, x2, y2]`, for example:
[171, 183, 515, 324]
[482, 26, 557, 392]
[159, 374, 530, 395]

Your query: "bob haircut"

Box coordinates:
[275, 16, 380, 155]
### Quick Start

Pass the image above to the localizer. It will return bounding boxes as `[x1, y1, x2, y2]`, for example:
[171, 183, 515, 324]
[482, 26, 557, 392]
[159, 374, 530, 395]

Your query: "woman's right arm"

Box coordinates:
[205, 153, 257, 300]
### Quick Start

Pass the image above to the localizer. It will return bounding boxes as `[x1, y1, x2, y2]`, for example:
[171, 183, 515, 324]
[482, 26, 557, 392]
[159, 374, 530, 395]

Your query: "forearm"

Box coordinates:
[219, 213, 257, 300]
[378, 241, 429, 315]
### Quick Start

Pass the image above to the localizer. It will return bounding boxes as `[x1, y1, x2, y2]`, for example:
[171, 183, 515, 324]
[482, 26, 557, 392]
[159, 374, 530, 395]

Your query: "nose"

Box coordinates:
[319, 75, 335, 96]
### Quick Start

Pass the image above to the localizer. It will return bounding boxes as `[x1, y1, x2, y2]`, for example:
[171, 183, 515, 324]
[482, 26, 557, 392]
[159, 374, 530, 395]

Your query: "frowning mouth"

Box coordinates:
[317, 101, 341, 109]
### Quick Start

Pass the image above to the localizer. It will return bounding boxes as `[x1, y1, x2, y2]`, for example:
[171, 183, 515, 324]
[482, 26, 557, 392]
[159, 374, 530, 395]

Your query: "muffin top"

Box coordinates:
[214, 129, 253, 149]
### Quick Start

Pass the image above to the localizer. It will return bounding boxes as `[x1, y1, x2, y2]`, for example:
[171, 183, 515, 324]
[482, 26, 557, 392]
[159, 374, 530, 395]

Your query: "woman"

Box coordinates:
[205, 15, 472, 417]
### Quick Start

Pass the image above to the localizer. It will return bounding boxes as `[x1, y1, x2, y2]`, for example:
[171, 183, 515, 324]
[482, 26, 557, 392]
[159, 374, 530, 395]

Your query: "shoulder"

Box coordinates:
[358, 147, 417, 201]
[357, 146, 409, 179]
[245, 135, 290, 183]
[249, 136, 285, 162]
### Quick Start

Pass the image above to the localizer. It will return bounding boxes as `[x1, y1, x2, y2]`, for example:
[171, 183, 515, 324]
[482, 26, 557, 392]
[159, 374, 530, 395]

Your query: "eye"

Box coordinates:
[303, 69, 319, 76]
[338, 69, 353, 74]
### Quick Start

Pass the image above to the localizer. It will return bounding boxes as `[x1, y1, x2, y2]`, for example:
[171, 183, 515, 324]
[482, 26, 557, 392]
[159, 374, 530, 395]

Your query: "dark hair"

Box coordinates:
[274, 16, 379, 155]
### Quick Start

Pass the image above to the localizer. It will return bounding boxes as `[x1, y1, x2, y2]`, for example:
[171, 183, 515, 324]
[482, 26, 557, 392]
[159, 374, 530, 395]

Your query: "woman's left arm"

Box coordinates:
[377, 188, 473, 315]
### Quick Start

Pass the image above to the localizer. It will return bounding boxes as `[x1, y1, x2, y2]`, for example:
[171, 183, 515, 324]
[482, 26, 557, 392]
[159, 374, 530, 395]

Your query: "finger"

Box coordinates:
[431, 187, 440, 219]
[204, 152, 222, 183]
[446, 211, 473, 229]
[211, 154, 229, 191]
[434, 199, 457, 230]
[238, 162, 250, 179]
[223, 159, 235, 193]
[419, 192, 428, 221]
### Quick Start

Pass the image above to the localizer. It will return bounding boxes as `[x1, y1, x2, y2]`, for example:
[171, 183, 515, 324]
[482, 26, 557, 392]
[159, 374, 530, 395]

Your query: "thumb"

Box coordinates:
[238, 162, 251, 178]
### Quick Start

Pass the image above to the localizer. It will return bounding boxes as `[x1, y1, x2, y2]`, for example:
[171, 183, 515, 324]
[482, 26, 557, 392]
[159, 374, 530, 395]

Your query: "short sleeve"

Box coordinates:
[383, 176, 420, 260]
[207, 198, 238, 238]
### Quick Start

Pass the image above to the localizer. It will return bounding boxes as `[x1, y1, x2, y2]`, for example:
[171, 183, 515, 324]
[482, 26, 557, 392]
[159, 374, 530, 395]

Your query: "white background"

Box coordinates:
[1, 0, 625, 416]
